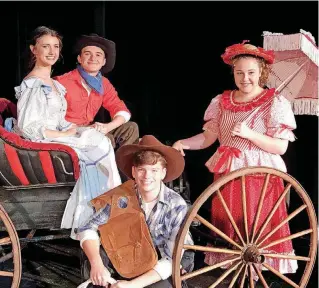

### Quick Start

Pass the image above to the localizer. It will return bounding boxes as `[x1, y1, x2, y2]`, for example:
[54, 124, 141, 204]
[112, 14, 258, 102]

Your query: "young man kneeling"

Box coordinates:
[77, 135, 194, 288]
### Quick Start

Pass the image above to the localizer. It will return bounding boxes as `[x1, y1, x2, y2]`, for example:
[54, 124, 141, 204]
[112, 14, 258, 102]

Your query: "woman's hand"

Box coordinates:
[172, 140, 190, 156]
[231, 122, 253, 139]
[232, 122, 289, 155]
[63, 127, 77, 137]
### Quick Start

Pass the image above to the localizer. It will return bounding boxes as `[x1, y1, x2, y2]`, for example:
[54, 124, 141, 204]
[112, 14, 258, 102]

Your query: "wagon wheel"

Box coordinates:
[0, 204, 21, 288]
[173, 167, 317, 288]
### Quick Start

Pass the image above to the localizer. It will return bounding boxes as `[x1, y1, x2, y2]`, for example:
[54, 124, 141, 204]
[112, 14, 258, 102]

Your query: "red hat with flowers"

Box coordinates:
[221, 40, 275, 65]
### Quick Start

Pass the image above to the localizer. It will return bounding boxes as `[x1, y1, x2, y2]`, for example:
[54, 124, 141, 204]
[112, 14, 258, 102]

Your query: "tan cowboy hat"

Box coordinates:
[116, 135, 185, 183]
[74, 33, 116, 74]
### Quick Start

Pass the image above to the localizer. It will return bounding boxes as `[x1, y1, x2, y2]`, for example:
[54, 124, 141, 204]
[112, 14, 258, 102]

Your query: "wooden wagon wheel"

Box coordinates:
[0, 204, 21, 288]
[173, 167, 317, 288]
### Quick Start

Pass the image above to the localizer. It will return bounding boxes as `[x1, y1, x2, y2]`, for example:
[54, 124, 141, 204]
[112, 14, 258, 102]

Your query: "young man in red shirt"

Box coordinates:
[56, 34, 139, 149]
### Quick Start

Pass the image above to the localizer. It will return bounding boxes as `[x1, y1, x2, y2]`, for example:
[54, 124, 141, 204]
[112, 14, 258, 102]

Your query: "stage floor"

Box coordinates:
[0, 237, 317, 288]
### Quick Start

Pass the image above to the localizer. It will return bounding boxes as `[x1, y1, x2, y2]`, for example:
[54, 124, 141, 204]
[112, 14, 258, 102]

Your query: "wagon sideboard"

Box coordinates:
[0, 184, 74, 231]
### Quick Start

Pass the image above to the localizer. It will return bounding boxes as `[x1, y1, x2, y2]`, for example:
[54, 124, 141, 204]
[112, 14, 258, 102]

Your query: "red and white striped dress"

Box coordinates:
[203, 88, 298, 274]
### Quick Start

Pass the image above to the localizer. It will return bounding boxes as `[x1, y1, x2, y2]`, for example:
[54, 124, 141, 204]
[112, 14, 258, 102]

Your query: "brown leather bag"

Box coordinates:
[90, 180, 158, 279]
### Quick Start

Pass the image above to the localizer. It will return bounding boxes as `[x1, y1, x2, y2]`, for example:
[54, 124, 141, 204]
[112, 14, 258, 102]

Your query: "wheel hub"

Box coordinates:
[242, 244, 264, 264]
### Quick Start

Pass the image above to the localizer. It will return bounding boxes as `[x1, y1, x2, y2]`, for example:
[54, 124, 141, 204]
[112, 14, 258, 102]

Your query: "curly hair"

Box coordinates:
[231, 54, 271, 87]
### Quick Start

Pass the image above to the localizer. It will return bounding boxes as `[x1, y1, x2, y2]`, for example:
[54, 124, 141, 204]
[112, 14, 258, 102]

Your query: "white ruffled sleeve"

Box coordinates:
[203, 94, 222, 134]
[266, 95, 297, 142]
[15, 78, 53, 141]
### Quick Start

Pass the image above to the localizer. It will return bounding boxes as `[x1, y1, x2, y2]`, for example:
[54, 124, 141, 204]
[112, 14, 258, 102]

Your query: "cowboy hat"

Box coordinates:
[74, 33, 116, 74]
[221, 40, 275, 65]
[116, 135, 185, 183]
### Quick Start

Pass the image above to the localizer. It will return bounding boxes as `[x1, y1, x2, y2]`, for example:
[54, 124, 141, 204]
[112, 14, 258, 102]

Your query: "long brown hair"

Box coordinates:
[27, 26, 63, 71]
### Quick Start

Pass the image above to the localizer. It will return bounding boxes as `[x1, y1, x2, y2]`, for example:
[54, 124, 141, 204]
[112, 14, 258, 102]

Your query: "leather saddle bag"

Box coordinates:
[91, 180, 158, 279]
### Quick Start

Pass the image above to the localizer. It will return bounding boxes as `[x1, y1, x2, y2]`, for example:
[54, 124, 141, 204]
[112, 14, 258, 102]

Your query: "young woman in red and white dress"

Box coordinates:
[172, 41, 298, 275]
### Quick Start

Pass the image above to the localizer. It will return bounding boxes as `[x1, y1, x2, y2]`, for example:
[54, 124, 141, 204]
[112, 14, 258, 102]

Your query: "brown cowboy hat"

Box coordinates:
[116, 135, 185, 183]
[74, 33, 116, 74]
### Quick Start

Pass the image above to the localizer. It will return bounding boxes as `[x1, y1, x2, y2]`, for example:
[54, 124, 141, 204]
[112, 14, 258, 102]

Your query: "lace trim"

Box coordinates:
[222, 88, 276, 112]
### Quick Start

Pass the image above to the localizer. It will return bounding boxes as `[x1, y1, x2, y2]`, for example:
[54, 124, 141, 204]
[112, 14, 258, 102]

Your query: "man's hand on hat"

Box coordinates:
[172, 140, 190, 156]
[92, 122, 110, 134]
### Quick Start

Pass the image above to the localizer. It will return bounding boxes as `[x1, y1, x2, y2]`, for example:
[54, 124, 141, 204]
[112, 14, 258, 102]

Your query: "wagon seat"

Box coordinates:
[0, 98, 80, 231]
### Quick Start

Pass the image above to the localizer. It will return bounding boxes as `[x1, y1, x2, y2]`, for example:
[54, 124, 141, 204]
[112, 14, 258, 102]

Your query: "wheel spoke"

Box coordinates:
[208, 261, 241, 288]
[255, 184, 291, 243]
[0, 246, 5, 257]
[239, 265, 248, 288]
[0, 270, 14, 277]
[228, 263, 245, 288]
[257, 204, 307, 246]
[259, 229, 312, 250]
[195, 214, 243, 249]
[217, 189, 246, 245]
[241, 176, 249, 243]
[249, 265, 254, 288]
[0, 236, 11, 245]
[262, 253, 310, 261]
[183, 244, 241, 255]
[181, 256, 241, 281]
[251, 174, 270, 243]
[172, 167, 317, 288]
[252, 264, 269, 288]
[262, 263, 299, 288]
[0, 204, 22, 288]
[0, 251, 13, 263]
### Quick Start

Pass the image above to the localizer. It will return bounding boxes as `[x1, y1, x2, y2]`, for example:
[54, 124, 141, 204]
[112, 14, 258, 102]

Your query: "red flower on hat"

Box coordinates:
[221, 40, 275, 65]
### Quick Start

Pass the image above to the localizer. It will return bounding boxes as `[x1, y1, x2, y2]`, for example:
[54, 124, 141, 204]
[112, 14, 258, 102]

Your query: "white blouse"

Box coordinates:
[15, 77, 72, 141]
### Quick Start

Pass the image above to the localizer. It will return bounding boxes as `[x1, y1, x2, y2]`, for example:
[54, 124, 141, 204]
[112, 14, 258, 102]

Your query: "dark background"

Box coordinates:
[0, 0, 317, 284]
[2, 1, 316, 206]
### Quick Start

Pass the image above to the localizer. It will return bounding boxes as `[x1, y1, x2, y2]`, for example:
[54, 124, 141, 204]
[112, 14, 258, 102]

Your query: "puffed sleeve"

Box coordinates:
[202, 94, 222, 134]
[15, 78, 53, 141]
[266, 94, 296, 142]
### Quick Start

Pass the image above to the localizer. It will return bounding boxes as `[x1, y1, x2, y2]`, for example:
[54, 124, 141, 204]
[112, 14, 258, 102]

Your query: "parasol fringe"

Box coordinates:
[263, 32, 318, 66]
[300, 36, 318, 66]
[293, 98, 319, 116]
